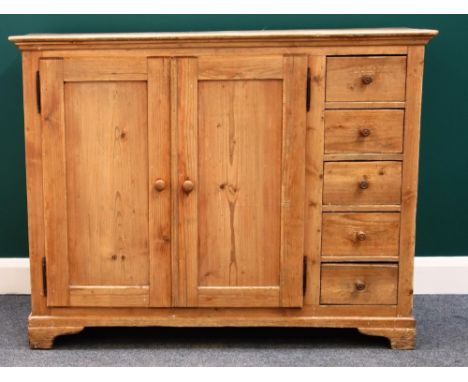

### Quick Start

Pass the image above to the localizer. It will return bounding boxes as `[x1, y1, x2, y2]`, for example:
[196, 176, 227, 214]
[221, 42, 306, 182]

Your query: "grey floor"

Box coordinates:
[1, 295, 467, 366]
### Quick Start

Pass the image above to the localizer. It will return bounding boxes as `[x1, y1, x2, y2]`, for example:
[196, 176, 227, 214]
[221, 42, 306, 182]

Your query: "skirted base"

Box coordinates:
[27, 313, 416, 350]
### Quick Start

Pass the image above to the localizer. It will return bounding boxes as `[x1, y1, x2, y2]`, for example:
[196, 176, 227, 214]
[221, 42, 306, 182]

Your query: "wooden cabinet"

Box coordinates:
[10, 28, 437, 350]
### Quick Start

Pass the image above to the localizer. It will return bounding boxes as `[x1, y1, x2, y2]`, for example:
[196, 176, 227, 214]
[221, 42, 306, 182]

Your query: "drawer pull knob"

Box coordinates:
[360, 128, 371, 137]
[154, 179, 166, 192]
[361, 75, 373, 85]
[355, 280, 366, 291]
[356, 231, 367, 241]
[182, 179, 195, 194]
[359, 179, 369, 189]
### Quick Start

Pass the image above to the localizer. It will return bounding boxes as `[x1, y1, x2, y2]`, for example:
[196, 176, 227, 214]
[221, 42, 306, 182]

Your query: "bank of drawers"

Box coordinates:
[320, 55, 406, 305]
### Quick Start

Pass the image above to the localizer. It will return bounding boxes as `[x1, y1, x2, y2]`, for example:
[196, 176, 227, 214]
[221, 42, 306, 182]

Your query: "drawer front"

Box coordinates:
[326, 56, 407, 102]
[324, 110, 404, 153]
[320, 264, 398, 305]
[322, 213, 400, 258]
[323, 161, 402, 205]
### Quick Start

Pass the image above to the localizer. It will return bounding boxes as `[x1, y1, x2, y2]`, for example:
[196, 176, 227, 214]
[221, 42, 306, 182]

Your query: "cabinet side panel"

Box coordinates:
[40, 58, 69, 306]
[398, 46, 425, 317]
[148, 58, 172, 306]
[22, 51, 49, 314]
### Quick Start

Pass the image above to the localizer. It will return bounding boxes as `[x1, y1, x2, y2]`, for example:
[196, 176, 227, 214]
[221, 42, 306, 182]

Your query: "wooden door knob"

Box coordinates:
[361, 75, 373, 85]
[356, 231, 367, 241]
[359, 179, 369, 189]
[154, 179, 166, 192]
[182, 180, 194, 194]
[355, 280, 366, 291]
[359, 128, 371, 137]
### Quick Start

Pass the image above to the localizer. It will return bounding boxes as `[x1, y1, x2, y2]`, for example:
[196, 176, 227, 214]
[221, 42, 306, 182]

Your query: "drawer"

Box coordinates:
[322, 213, 400, 259]
[323, 161, 402, 205]
[324, 110, 404, 153]
[326, 56, 407, 102]
[320, 264, 398, 305]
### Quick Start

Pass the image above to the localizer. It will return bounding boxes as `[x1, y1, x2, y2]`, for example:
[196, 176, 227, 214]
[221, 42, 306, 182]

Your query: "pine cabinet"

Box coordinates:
[10, 28, 437, 349]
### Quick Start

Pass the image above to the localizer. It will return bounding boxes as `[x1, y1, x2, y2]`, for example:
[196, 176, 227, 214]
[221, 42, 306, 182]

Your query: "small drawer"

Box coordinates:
[323, 161, 402, 205]
[322, 213, 400, 259]
[326, 56, 407, 102]
[320, 264, 398, 305]
[324, 109, 404, 154]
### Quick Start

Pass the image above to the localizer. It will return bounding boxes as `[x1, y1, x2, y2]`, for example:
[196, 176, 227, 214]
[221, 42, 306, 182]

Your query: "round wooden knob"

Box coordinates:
[355, 280, 366, 291]
[154, 179, 166, 192]
[361, 75, 373, 85]
[356, 231, 367, 241]
[360, 128, 371, 137]
[182, 180, 194, 194]
[359, 179, 369, 189]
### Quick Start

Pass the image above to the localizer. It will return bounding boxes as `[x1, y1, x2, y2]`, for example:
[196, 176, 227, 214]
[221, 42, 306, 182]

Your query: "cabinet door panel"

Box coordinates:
[65, 81, 149, 287]
[40, 57, 170, 307]
[177, 55, 307, 308]
[198, 80, 282, 288]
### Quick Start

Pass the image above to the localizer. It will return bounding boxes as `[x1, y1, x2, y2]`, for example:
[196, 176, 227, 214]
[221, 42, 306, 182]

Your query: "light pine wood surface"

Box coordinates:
[322, 213, 400, 259]
[326, 56, 407, 102]
[320, 264, 398, 305]
[323, 161, 403, 205]
[324, 109, 404, 154]
[11, 29, 436, 350]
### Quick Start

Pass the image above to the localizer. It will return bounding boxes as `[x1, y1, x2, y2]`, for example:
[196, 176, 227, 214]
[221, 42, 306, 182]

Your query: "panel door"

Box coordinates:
[174, 55, 308, 307]
[40, 57, 171, 307]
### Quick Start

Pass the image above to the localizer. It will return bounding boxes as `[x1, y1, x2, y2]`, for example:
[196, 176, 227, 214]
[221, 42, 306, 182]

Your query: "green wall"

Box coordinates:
[0, 15, 467, 258]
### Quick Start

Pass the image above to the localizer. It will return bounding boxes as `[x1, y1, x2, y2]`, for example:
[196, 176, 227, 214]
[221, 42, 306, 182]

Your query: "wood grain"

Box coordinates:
[326, 56, 407, 102]
[198, 80, 282, 289]
[304, 55, 326, 305]
[322, 213, 400, 258]
[323, 161, 402, 205]
[198, 55, 283, 80]
[63, 57, 147, 81]
[325, 101, 405, 109]
[148, 58, 172, 307]
[320, 264, 398, 305]
[40, 58, 69, 307]
[9, 28, 438, 50]
[324, 153, 403, 161]
[280, 55, 307, 307]
[398, 46, 425, 317]
[22, 51, 49, 315]
[197, 287, 280, 307]
[322, 204, 401, 212]
[65, 81, 149, 287]
[325, 109, 404, 153]
[69, 286, 149, 307]
[37, 46, 410, 60]
[176, 57, 198, 307]
[358, 327, 416, 350]
[29, 310, 413, 327]
[29, 325, 84, 349]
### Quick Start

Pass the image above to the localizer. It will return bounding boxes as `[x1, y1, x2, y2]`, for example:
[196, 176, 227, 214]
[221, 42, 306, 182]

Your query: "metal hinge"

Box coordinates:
[36, 71, 41, 114]
[303, 256, 308, 296]
[41, 257, 47, 297]
[306, 67, 311, 112]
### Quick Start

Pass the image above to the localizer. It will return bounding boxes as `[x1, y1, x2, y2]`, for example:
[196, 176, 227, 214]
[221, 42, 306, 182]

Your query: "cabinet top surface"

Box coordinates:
[9, 28, 438, 47]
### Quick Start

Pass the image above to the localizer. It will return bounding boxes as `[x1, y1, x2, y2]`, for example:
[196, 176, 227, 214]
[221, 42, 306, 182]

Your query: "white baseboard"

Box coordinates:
[0, 258, 31, 294]
[0, 257, 467, 295]
[414, 256, 468, 294]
